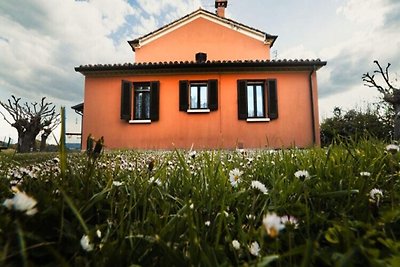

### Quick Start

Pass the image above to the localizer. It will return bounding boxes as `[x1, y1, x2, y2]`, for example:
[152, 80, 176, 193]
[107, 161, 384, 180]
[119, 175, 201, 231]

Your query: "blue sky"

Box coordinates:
[0, 0, 399, 144]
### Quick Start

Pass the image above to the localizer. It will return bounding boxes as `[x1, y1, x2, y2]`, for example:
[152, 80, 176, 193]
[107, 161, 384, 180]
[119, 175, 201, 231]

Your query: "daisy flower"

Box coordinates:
[262, 212, 285, 238]
[232, 240, 240, 250]
[3, 188, 38, 216]
[80, 235, 94, 252]
[294, 170, 310, 180]
[360, 172, 371, 177]
[280, 215, 299, 228]
[229, 168, 243, 187]
[112, 181, 124, 187]
[250, 180, 268, 194]
[386, 144, 400, 154]
[369, 188, 383, 205]
[249, 241, 260, 256]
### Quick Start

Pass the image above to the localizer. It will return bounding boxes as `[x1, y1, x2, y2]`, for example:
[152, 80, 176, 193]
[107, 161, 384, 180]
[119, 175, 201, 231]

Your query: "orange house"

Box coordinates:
[75, 0, 326, 150]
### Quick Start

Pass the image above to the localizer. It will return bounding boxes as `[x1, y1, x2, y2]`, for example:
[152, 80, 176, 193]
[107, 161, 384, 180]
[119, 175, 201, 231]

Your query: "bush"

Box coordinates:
[320, 107, 392, 146]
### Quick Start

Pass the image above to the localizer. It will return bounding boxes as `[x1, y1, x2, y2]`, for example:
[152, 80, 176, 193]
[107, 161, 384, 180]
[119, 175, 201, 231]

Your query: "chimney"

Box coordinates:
[195, 52, 207, 63]
[215, 0, 228, 17]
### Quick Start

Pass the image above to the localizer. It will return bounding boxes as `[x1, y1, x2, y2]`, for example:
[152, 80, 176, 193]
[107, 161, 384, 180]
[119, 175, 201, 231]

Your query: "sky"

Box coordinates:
[1, 0, 399, 144]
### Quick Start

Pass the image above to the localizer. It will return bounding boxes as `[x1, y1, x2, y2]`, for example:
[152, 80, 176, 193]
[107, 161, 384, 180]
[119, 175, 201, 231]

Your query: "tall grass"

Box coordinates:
[0, 139, 399, 266]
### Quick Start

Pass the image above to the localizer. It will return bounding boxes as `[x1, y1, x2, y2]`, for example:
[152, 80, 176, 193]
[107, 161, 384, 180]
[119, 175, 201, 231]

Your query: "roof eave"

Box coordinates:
[75, 60, 327, 76]
[128, 8, 276, 49]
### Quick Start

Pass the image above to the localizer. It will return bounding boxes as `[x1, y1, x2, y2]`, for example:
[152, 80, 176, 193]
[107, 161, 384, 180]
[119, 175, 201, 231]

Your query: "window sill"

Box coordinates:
[187, 109, 210, 113]
[246, 118, 271, 122]
[129, 120, 151, 124]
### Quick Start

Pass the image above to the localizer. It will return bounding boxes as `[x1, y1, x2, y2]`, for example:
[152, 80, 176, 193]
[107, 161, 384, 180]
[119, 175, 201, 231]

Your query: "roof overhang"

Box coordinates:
[128, 8, 278, 51]
[71, 103, 84, 115]
[75, 59, 326, 76]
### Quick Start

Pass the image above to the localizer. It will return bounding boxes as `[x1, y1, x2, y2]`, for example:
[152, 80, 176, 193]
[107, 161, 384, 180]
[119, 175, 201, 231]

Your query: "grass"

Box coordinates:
[0, 139, 400, 266]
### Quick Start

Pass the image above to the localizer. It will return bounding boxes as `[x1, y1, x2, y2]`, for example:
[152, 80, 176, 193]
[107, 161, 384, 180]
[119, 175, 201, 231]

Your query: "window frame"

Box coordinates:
[246, 81, 266, 119]
[237, 79, 278, 122]
[120, 80, 159, 124]
[179, 79, 218, 113]
[133, 82, 151, 121]
[189, 81, 209, 110]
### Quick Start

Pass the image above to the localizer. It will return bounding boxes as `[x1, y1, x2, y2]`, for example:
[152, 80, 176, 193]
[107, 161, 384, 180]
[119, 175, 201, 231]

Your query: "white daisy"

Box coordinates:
[112, 181, 124, 187]
[80, 235, 94, 252]
[294, 170, 310, 180]
[250, 180, 268, 194]
[386, 144, 400, 153]
[229, 168, 243, 187]
[232, 239, 240, 250]
[360, 172, 371, 177]
[249, 241, 260, 256]
[262, 212, 285, 238]
[3, 188, 38, 216]
[369, 188, 383, 205]
[280, 215, 299, 228]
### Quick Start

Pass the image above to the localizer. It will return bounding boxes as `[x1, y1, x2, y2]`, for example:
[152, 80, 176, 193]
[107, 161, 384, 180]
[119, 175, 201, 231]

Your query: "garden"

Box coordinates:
[1, 138, 400, 266]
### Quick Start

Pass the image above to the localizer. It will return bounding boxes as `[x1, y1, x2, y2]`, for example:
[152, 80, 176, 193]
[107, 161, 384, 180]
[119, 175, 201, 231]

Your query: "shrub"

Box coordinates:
[320, 107, 392, 146]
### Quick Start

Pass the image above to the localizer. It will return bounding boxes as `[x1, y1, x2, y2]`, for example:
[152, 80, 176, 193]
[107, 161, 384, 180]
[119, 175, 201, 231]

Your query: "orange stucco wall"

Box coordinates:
[135, 17, 271, 63]
[81, 71, 320, 150]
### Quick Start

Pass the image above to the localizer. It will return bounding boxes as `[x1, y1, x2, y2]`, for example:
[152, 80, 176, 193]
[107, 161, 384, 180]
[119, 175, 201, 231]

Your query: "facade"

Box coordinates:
[75, 1, 326, 150]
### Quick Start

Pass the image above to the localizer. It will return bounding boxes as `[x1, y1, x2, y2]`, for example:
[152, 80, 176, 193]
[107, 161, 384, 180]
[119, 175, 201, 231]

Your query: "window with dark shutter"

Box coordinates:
[208, 79, 218, 111]
[237, 79, 278, 122]
[267, 80, 278, 120]
[121, 80, 160, 123]
[179, 80, 189, 111]
[121, 80, 132, 121]
[150, 81, 160, 121]
[180, 79, 218, 112]
[237, 80, 248, 120]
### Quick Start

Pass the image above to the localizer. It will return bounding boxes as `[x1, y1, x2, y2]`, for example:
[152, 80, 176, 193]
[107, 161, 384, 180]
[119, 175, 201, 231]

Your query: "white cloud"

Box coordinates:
[136, 0, 203, 16]
[317, 0, 400, 100]
[336, 0, 391, 29]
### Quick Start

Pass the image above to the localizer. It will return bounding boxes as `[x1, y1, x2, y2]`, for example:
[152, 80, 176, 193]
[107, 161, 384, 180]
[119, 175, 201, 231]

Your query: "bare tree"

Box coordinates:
[362, 60, 399, 139]
[0, 95, 60, 153]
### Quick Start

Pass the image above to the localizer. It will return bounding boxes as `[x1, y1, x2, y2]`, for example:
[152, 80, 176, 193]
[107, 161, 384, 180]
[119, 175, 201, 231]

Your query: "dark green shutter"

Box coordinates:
[267, 80, 278, 120]
[179, 80, 189, 111]
[208, 79, 218, 111]
[150, 81, 160, 121]
[121, 80, 132, 121]
[237, 80, 247, 120]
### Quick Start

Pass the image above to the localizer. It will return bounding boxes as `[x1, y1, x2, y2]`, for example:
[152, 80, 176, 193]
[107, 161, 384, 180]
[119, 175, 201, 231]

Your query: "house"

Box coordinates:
[74, 0, 326, 150]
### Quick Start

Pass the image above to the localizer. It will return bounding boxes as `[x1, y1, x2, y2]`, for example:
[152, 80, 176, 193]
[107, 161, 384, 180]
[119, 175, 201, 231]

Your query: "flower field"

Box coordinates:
[1, 140, 400, 266]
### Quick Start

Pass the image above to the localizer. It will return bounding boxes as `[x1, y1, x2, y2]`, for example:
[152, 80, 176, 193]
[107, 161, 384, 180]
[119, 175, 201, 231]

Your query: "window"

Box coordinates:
[134, 83, 150, 120]
[237, 79, 278, 121]
[247, 83, 265, 118]
[120, 80, 159, 123]
[179, 80, 218, 112]
[190, 83, 208, 109]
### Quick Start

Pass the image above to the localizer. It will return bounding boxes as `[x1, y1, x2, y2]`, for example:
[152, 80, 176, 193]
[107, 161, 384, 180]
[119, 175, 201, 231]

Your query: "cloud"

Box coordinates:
[317, 0, 400, 98]
[0, 0, 137, 104]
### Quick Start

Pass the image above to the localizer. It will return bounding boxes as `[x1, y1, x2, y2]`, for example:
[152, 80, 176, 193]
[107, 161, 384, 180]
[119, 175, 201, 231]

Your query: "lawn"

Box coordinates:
[1, 140, 399, 266]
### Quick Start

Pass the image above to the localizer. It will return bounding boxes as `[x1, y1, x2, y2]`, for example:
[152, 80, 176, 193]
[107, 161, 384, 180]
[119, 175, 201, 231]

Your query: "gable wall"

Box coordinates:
[135, 17, 270, 63]
[81, 71, 319, 150]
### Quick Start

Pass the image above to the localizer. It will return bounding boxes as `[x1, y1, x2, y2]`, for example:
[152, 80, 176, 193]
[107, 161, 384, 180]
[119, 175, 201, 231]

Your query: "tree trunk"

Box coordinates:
[19, 132, 37, 153]
[40, 134, 49, 152]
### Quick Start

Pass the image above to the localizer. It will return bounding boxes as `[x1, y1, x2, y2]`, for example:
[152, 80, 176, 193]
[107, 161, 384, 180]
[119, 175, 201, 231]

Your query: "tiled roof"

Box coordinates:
[75, 59, 327, 75]
[128, 8, 278, 50]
